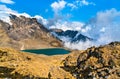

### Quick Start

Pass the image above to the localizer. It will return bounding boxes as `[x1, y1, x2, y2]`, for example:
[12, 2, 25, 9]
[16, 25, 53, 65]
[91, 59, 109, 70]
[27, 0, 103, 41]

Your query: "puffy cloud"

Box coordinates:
[61, 8, 120, 50]
[49, 21, 85, 31]
[97, 10, 120, 44]
[80, 0, 89, 5]
[0, 5, 16, 13]
[0, 5, 31, 24]
[34, 15, 48, 26]
[85, 8, 120, 40]
[100, 27, 105, 32]
[0, 5, 31, 17]
[0, 5, 47, 26]
[80, 8, 120, 48]
[64, 40, 94, 50]
[67, 3, 77, 10]
[79, 0, 95, 6]
[67, 0, 95, 10]
[0, 0, 14, 4]
[0, 5, 17, 24]
[96, 8, 120, 26]
[51, 0, 95, 11]
[1, 4, 120, 50]
[51, 0, 67, 13]
[81, 26, 91, 33]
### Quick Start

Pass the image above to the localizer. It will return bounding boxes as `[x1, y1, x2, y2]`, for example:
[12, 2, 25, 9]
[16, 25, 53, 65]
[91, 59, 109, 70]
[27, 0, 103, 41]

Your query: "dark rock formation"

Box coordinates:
[51, 29, 92, 43]
[62, 42, 120, 79]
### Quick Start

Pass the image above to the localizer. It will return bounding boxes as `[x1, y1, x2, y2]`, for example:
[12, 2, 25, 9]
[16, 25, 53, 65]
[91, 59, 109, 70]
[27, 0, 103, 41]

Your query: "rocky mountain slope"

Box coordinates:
[63, 42, 120, 79]
[0, 14, 62, 50]
[51, 29, 92, 43]
[0, 42, 120, 79]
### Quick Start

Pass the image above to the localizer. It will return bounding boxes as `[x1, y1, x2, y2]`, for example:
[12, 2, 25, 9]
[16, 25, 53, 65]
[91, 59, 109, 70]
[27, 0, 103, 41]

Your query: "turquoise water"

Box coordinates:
[22, 48, 70, 55]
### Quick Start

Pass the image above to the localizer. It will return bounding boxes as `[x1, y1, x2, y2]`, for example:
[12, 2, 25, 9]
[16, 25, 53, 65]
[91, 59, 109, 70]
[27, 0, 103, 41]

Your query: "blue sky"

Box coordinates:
[0, 0, 120, 49]
[0, 0, 120, 22]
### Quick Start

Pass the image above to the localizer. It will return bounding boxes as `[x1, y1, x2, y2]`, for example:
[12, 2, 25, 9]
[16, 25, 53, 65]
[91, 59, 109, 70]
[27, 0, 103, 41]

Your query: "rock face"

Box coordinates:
[0, 14, 62, 50]
[0, 42, 120, 79]
[62, 42, 120, 79]
[51, 29, 92, 43]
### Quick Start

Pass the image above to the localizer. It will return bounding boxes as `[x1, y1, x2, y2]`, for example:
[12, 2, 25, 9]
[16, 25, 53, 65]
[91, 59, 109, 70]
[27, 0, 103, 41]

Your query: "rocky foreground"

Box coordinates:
[0, 42, 120, 79]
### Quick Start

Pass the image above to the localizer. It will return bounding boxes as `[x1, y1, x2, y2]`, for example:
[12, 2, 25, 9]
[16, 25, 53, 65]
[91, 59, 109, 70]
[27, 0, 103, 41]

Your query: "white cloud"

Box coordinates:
[49, 21, 85, 31]
[96, 9, 120, 44]
[67, 0, 95, 10]
[0, 0, 14, 4]
[0, 5, 31, 24]
[100, 27, 105, 32]
[34, 15, 48, 26]
[0, 5, 47, 26]
[67, 3, 77, 10]
[0, 5, 31, 17]
[1, 4, 120, 50]
[64, 40, 95, 50]
[51, 0, 67, 13]
[50, 0, 95, 11]
[0, 5, 17, 24]
[57, 8, 120, 50]
[0, 5, 16, 13]
[79, 8, 120, 48]
[81, 26, 91, 33]
[80, 0, 95, 6]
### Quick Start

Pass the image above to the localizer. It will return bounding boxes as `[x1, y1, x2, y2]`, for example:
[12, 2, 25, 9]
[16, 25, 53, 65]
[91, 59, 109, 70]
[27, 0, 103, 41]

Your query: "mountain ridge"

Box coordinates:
[0, 14, 94, 50]
[51, 29, 93, 43]
[0, 14, 62, 50]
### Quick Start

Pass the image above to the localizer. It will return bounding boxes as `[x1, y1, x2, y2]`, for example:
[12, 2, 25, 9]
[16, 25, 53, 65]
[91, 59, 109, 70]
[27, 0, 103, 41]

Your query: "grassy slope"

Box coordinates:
[0, 47, 74, 79]
[0, 42, 120, 79]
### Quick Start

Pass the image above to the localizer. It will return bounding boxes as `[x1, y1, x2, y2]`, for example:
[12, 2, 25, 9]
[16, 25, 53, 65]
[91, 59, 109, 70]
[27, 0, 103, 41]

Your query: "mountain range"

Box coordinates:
[51, 29, 92, 43]
[0, 13, 120, 79]
[0, 14, 92, 50]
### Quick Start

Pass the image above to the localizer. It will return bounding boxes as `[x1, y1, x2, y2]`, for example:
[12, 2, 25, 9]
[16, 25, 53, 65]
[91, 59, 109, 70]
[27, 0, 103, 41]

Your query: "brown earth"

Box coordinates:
[0, 42, 120, 79]
[0, 47, 74, 79]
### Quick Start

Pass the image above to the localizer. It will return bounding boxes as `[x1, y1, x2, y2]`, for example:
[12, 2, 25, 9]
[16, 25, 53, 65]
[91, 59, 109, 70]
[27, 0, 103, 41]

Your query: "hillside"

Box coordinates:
[63, 42, 120, 79]
[0, 42, 120, 79]
[0, 14, 62, 50]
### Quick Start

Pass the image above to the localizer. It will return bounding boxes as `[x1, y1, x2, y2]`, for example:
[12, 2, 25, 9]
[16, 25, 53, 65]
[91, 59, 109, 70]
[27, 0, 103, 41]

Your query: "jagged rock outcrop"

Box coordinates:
[0, 14, 62, 50]
[62, 42, 120, 79]
[51, 29, 92, 43]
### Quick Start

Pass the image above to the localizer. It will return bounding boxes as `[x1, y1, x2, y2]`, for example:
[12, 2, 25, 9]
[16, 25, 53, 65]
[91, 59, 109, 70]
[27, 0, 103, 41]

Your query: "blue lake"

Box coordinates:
[22, 48, 70, 55]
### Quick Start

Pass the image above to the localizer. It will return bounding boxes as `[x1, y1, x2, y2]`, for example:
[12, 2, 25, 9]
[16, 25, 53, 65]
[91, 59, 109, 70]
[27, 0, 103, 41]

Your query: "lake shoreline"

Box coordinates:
[22, 48, 70, 55]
